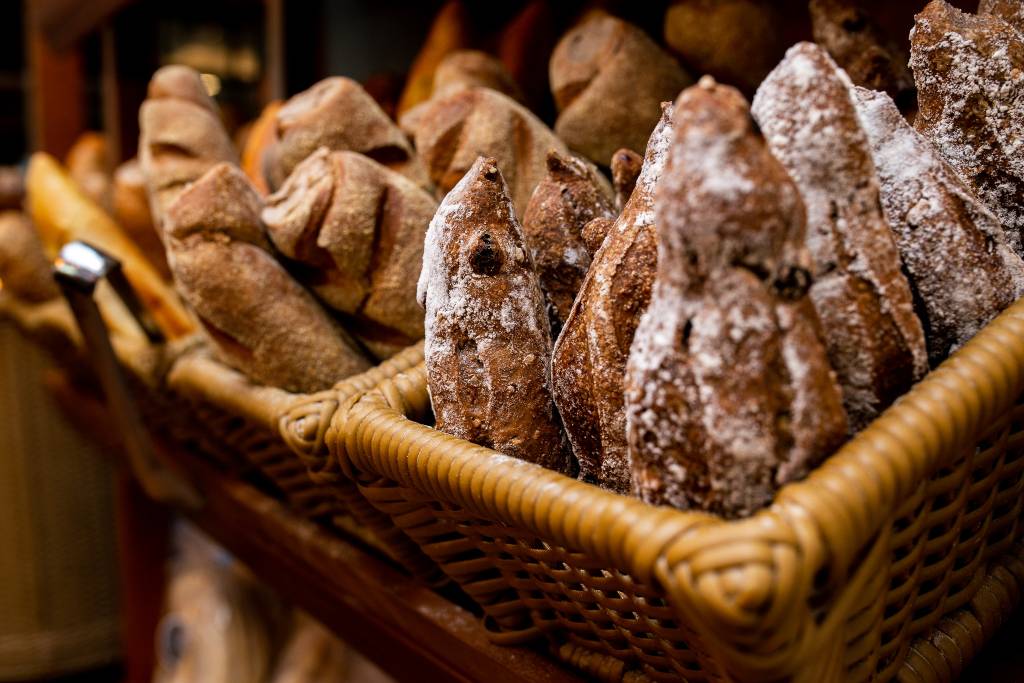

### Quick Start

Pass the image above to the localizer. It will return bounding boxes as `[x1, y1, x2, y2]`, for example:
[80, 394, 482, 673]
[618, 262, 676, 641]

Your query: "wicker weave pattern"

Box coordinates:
[321, 299, 1024, 682]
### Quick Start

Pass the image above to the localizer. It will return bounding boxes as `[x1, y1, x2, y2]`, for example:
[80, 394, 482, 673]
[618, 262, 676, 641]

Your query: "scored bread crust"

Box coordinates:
[164, 163, 369, 393]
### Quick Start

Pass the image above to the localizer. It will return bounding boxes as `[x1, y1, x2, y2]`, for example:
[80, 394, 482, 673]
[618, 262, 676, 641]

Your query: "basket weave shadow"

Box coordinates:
[318, 298, 1024, 682]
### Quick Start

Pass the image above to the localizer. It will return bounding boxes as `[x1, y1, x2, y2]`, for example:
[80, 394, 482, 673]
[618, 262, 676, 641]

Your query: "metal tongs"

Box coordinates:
[54, 241, 202, 510]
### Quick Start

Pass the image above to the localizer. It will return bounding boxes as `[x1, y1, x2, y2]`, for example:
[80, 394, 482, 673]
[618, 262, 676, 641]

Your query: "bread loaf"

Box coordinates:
[549, 104, 672, 493]
[611, 148, 643, 211]
[262, 148, 436, 359]
[138, 65, 238, 232]
[432, 50, 523, 102]
[625, 77, 847, 518]
[267, 77, 430, 192]
[663, 0, 790, 95]
[0, 211, 58, 302]
[520, 150, 615, 335]
[164, 163, 369, 392]
[418, 156, 571, 473]
[810, 0, 914, 105]
[550, 13, 690, 166]
[401, 86, 608, 218]
[852, 86, 1024, 365]
[65, 132, 111, 210]
[980, 0, 1024, 33]
[752, 43, 927, 431]
[911, 0, 1024, 258]
[112, 159, 169, 279]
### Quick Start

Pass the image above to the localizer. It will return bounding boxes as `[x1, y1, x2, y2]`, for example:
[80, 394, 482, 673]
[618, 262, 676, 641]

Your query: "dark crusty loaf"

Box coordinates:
[164, 163, 370, 393]
[625, 77, 847, 518]
[266, 77, 430, 192]
[418, 156, 572, 473]
[550, 13, 691, 167]
[852, 86, 1024, 364]
[810, 0, 914, 105]
[979, 0, 1024, 33]
[520, 150, 615, 336]
[400, 86, 610, 219]
[0, 211, 59, 302]
[911, 0, 1024, 258]
[139, 65, 238, 233]
[262, 148, 437, 360]
[549, 104, 673, 494]
[753, 43, 928, 431]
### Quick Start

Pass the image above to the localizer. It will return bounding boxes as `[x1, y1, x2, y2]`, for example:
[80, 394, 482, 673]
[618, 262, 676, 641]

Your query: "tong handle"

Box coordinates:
[54, 241, 202, 510]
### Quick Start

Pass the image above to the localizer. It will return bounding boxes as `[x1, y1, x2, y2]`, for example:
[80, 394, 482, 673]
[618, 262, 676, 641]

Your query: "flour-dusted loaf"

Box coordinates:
[911, 0, 1024, 257]
[164, 163, 369, 393]
[418, 156, 572, 473]
[852, 86, 1024, 364]
[266, 77, 430, 192]
[138, 65, 238, 232]
[753, 43, 927, 431]
[521, 150, 615, 335]
[262, 148, 437, 359]
[0, 211, 58, 302]
[550, 13, 691, 167]
[401, 86, 609, 218]
[625, 77, 847, 518]
[810, 0, 914, 106]
[549, 105, 673, 494]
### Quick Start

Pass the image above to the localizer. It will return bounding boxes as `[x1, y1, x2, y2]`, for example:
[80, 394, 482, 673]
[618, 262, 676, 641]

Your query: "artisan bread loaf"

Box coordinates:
[550, 104, 673, 493]
[625, 77, 847, 517]
[550, 13, 690, 166]
[752, 43, 927, 431]
[164, 163, 369, 392]
[262, 148, 436, 359]
[418, 156, 572, 473]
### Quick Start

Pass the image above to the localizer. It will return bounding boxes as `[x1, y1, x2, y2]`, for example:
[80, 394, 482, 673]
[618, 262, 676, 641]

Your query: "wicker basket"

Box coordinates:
[303, 298, 1024, 682]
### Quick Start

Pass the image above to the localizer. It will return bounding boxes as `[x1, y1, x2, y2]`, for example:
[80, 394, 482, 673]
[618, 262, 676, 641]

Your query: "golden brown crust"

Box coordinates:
[911, 1, 1024, 259]
[262, 148, 436, 359]
[852, 86, 1024, 365]
[164, 163, 370, 393]
[139, 65, 238, 233]
[663, 0, 790, 95]
[241, 100, 283, 196]
[267, 77, 429, 192]
[65, 131, 111, 210]
[400, 86, 608, 218]
[753, 43, 928, 431]
[550, 105, 673, 493]
[397, 0, 471, 116]
[418, 156, 572, 473]
[550, 13, 691, 166]
[624, 78, 847, 518]
[521, 150, 615, 335]
[0, 211, 59, 302]
[810, 0, 914, 104]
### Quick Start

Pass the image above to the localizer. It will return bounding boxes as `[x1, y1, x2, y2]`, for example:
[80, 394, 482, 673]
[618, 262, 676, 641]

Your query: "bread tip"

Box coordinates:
[698, 74, 718, 90]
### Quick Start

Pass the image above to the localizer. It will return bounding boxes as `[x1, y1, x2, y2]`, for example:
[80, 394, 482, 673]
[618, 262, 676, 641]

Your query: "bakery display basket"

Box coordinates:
[302, 297, 1024, 682]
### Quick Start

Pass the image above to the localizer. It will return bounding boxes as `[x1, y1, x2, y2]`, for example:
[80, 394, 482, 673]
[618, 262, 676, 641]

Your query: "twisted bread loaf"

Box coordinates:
[139, 65, 238, 232]
[418, 156, 571, 473]
[267, 77, 429, 192]
[753, 43, 927, 431]
[164, 163, 369, 392]
[262, 148, 437, 360]
[911, 0, 1024, 258]
[520, 150, 614, 335]
[400, 86, 609, 218]
[852, 86, 1024, 365]
[550, 104, 672, 493]
[550, 13, 690, 166]
[625, 77, 847, 517]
